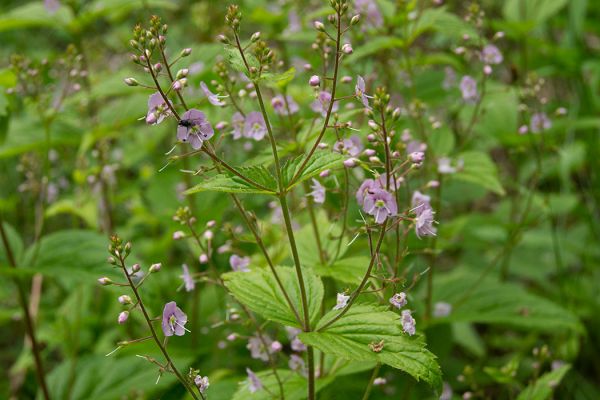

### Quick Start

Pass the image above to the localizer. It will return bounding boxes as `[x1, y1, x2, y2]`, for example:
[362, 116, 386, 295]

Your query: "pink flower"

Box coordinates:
[177, 109, 214, 150]
[363, 189, 397, 224]
[161, 301, 188, 337]
[200, 81, 226, 106]
[311, 91, 339, 116]
[401, 310, 416, 335]
[355, 75, 372, 108]
[146, 92, 172, 125]
[229, 254, 250, 272]
[308, 179, 326, 204]
[460, 76, 478, 103]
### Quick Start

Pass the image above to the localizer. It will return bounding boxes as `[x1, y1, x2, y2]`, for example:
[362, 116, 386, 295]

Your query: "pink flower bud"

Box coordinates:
[309, 75, 320, 87]
[172, 80, 182, 91]
[319, 169, 330, 178]
[518, 125, 528, 135]
[364, 149, 376, 157]
[98, 277, 112, 286]
[343, 158, 358, 168]
[118, 295, 132, 305]
[483, 65, 492, 75]
[199, 254, 208, 264]
[427, 180, 440, 188]
[206, 220, 216, 228]
[303, 63, 312, 71]
[341, 75, 352, 83]
[341, 43, 353, 54]
[203, 230, 213, 240]
[367, 134, 376, 142]
[271, 341, 283, 352]
[227, 333, 237, 341]
[118, 311, 129, 324]
[154, 63, 163, 72]
[149, 263, 161, 273]
[132, 263, 141, 272]
[173, 230, 185, 240]
[181, 48, 192, 57]
[124, 77, 138, 86]
[314, 21, 325, 31]
[409, 151, 425, 164]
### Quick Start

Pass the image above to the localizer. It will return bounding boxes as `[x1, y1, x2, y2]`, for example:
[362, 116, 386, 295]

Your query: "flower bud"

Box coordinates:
[427, 180, 440, 188]
[350, 14, 360, 25]
[367, 134, 376, 142]
[107, 256, 116, 265]
[392, 107, 401, 120]
[271, 341, 283, 352]
[364, 149, 376, 157]
[319, 169, 330, 178]
[98, 277, 112, 286]
[483, 65, 492, 75]
[203, 230, 214, 240]
[132, 263, 141, 272]
[309, 75, 320, 87]
[173, 230, 185, 240]
[176, 68, 189, 79]
[251, 31, 261, 42]
[124, 77, 139, 86]
[341, 75, 352, 83]
[314, 21, 325, 31]
[518, 125, 528, 135]
[118, 295, 132, 305]
[409, 151, 425, 165]
[343, 158, 358, 168]
[149, 263, 162, 273]
[341, 43, 353, 54]
[217, 34, 229, 44]
[199, 254, 209, 264]
[181, 48, 192, 57]
[118, 311, 129, 324]
[318, 142, 328, 149]
[368, 120, 379, 130]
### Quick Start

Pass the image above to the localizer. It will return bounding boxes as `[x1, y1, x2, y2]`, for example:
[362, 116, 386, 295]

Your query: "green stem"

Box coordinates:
[361, 363, 381, 400]
[304, 181, 327, 265]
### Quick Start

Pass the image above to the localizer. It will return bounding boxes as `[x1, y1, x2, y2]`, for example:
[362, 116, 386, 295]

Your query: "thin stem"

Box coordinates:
[304, 181, 327, 265]
[0, 219, 51, 400]
[144, 56, 181, 120]
[361, 363, 381, 400]
[159, 47, 189, 110]
[287, 9, 342, 188]
[117, 254, 202, 400]
[307, 346, 316, 400]
[319, 220, 388, 331]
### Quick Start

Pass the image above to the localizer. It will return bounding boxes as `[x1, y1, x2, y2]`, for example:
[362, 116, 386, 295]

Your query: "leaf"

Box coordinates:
[223, 266, 324, 328]
[283, 151, 345, 190]
[0, 2, 72, 32]
[231, 369, 334, 400]
[261, 67, 296, 89]
[451, 151, 505, 196]
[351, 36, 405, 60]
[45, 198, 99, 229]
[313, 256, 370, 284]
[516, 364, 571, 400]
[504, 0, 568, 24]
[431, 272, 583, 333]
[224, 45, 260, 74]
[294, 210, 346, 268]
[185, 165, 278, 195]
[299, 304, 443, 392]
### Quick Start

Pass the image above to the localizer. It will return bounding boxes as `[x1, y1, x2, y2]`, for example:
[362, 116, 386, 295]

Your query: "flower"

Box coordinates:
[389, 292, 407, 309]
[443, 67, 456, 90]
[333, 135, 363, 157]
[311, 91, 339, 116]
[246, 368, 263, 393]
[481, 44, 503, 65]
[146, 92, 172, 125]
[433, 302, 452, 317]
[409, 151, 425, 166]
[231, 112, 245, 140]
[117, 311, 129, 324]
[177, 109, 214, 150]
[229, 254, 250, 272]
[438, 157, 463, 174]
[309, 75, 321, 87]
[308, 179, 326, 204]
[401, 310, 416, 335]
[243, 112, 267, 140]
[333, 293, 350, 310]
[460, 76, 478, 103]
[200, 81, 226, 106]
[530, 112, 552, 133]
[44, 0, 60, 14]
[411, 190, 431, 211]
[342, 43, 353, 54]
[181, 264, 195, 292]
[406, 140, 427, 154]
[415, 206, 437, 238]
[373, 377, 387, 386]
[161, 301, 188, 337]
[363, 189, 397, 224]
[291, 337, 307, 352]
[194, 375, 210, 394]
[118, 295, 132, 305]
[289, 354, 306, 372]
[172, 230, 185, 240]
[271, 341, 283, 352]
[355, 76, 371, 108]
[354, 0, 383, 29]
[247, 335, 272, 361]
[272, 95, 299, 115]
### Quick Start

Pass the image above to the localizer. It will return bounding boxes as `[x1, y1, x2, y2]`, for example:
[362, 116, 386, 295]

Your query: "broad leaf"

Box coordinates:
[185, 165, 278, 195]
[516, 364, 571, 400]
[299, 304, 443, 392]
[451, 151, 505, 196]
[224, 45, 260, 74]
[283, 151, 345, 190]
[313, 256, 370, 284]
[504, 0, 568, 24]
[261, 67, 296, 88]
[231, 369, 334, 400]
[223, 266, 324, 328]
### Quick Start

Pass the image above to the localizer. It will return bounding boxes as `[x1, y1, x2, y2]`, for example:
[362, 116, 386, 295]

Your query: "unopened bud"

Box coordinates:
[149, 263, 162, 273]
[409, 151, 425, 164]
[217, 34, 229, 44]
[341, 43, 353, 54]
[309, 75, 320, 87]
[118, 295, 132, 305]
[118, 311, 129, 324]
[203, 230, 214, 240]
[343, 158, 358, 168]
[176, 68, 189, 79]
[181, 48, 192, 57]
[153, 63, 163, 72]
[314, 21, 325, 31]
[319, 169, 330, 178]
[251, 32, 261, 42]
[107, 256, 116, 264]
[199, 254, 209, 264]
[98, 277, 112, 286]
[132, 263, 141, 272]
[350, 14, 360, 25]
[364, 149, 376, 157]
[124, 77, 139, 86]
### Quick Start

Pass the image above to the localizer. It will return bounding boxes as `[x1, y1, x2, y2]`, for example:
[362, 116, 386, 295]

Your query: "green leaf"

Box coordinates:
[223, 266, 324, 328]
[351, 36, 405, 61]
[300, 304, 443, 392]
[224, 45, 259, 74]
[451, 151, 505, 196]
[283, 151, 345, 190]
[313, 256, 370, 284]
[431, 272, 583, 333]
[516, 364, 571, 400]
[231, 369, 334, 400]
[261, 67, 296, 89]
[504, 0, 568, 24]
[0, 2, 72, 32]
[185, 165, 278, 195]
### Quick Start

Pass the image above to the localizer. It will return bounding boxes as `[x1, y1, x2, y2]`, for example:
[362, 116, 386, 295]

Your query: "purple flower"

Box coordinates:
[243, 112, 267, 140]
[229, 254, 250, 272]
[334, 135, 363, 157]
[481, 44, 503, 65]
[409, 151, 425, 166]
[161, 301, 188, 337]
[354, 0, 383, 29]
[181, 264, 195, 292]
[231, 112, 245, 139]
[415, 206, 437, 239]
[333, 293, 350, 310]
[289, 354, 306, 373]
[530, 112, 552, 133]
[291, 337, 307, 352]
[286, 326, 302, 340]
[146, 92, 172, 125]
[311, 91, 339, 116]
[433, 302, 452, 317]
[308, 179, 326, 204]
[460, 76, 478, 103]
[355, 76, 372, 108]
[438, 157, 463, 174]
[200, 81, 226, 106]
[44, 0, 60, 14]
[177, 109, 214, 150]
[406, 140, 427, 154]
[272, 95, 299, 115]
[375, 173, 401, 191]
[247, 335, 272, 361]
[401, 309, 416, 335]
[363, 189, 397, 224]
[117, 311, 129, 324]
[411, 190, 431, 212]
[194, 375, 210, 394]
[443, 67, 456, 90]
[389, 292, 407, 309]
[373, 377, 387, 386]
[246, 368, 263, 393]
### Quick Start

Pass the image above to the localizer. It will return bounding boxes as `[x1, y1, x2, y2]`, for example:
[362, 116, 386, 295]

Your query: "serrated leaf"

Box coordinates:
[351, 36, 405, 60]
[185, 165, 278, 195]
[223, 266, 324, 328]
[231, 369, 334, 400]
[431, 272, 583, 333]
[283, 151, 345, 190]
[452, 151, 505, 196]
[299, 304, 442, 392]
[313, 256, 369, 284]
[261, 67, 296, 88]
[224, 45, 259, 74]
[516, 364, 571, 400]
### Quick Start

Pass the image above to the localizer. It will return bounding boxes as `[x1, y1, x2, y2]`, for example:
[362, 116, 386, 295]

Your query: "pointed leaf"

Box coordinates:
[185, 165, 278, 195]
[283, 151, 345, 190]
